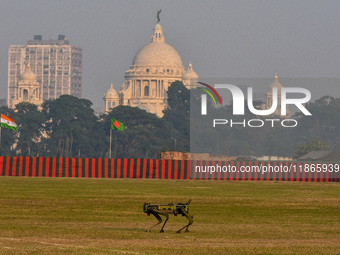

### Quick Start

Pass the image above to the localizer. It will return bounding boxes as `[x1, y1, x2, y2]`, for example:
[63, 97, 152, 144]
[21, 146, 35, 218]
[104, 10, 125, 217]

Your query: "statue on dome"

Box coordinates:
[157, 9, 162, 23]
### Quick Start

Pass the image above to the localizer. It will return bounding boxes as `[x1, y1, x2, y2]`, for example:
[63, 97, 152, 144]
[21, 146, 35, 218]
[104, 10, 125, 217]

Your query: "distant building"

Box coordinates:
[104, 14, 198, 116]
[298, 151, 340, 161]
[8, 35, 82, 108]
[264, 74, 290, 117]
[0, 99, 6, 107]
[103, 83, 120, 112]
[11, 64, 43, 107]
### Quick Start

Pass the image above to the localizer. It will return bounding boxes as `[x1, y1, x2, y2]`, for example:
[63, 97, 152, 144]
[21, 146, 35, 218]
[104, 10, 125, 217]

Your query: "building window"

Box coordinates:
[112, 102, 115, 107]
[146, 68, 149, 73]
[144, 86, 149, 97]
[23, 89, 28, 100]
[108, 102, 111, 108]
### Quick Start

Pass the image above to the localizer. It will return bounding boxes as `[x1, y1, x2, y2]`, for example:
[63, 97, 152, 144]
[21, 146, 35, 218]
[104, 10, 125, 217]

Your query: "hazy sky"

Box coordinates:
[1, 0, 340, 109]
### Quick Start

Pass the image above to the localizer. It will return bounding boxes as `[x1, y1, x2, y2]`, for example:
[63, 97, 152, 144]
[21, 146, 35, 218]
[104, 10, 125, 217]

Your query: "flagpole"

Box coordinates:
[0, 126, 2, 152]
[109, 128, 112, 159]
[114, 134, 117, 158]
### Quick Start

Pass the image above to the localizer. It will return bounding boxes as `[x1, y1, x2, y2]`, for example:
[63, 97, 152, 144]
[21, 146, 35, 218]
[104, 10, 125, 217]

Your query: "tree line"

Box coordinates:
[190, 88, 340, 158]
[0, 81, 339, 159]
[0, 81, 189, 158]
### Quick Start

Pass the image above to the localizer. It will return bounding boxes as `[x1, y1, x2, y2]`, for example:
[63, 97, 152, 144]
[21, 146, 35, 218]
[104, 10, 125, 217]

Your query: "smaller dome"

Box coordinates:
[21, 64, 37, 82]
[154, 23, 162, 30]
[105, 83, 119, 98]
[182, 61, 198, 81]
[269, 73, 282, 90]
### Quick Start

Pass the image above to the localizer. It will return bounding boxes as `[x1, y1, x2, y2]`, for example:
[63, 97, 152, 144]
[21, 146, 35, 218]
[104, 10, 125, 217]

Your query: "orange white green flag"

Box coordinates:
[0, 114, 17, 131]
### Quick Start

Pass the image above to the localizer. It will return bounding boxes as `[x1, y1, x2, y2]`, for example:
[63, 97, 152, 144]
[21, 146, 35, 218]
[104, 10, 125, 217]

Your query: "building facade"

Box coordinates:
[104, 83, 120, 110]
[104, 19, 198, 116]
[11, 64, 43, 107]
[8, 35, 82, 108]
[264, 74, 290, 117]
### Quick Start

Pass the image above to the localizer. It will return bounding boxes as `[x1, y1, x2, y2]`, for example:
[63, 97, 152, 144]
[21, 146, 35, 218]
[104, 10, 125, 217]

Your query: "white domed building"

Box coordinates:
[104, 15, 198, 116]
[103, 83, 119, 112]
[182, 61, 198, 88]
[265, 74, 290, 117]
[12, 64, 43, 107]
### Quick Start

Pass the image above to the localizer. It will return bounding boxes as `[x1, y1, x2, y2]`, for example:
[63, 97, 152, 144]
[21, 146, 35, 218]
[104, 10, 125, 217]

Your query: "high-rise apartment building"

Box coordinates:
[8, 35, 82, 108]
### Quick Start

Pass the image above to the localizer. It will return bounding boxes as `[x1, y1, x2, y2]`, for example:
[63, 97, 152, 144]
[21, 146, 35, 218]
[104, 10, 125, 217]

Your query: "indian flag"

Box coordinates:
[0, 114, 17, 131]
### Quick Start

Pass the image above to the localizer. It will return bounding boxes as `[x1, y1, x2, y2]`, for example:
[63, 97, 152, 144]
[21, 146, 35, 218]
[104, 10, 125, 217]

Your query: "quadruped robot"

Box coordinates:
[143, 200, 193, 233]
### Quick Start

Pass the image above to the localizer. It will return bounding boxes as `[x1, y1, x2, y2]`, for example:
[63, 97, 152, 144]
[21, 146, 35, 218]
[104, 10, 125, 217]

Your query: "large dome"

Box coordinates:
[130, 23, 184, 70]
[132, 42, 183, 68]
[109, 15, 198, 117]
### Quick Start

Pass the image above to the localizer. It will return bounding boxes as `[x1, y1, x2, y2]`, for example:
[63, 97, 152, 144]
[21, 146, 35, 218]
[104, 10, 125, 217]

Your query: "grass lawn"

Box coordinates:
[0, 178, 339, 254]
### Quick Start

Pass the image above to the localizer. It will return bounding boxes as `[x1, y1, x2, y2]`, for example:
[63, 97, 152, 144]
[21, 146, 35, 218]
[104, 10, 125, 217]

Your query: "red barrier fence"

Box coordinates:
[0, 156, 339, 181]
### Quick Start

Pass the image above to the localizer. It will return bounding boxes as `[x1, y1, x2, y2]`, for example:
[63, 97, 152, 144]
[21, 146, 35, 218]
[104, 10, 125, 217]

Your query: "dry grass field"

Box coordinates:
[0, 178, 339, 254]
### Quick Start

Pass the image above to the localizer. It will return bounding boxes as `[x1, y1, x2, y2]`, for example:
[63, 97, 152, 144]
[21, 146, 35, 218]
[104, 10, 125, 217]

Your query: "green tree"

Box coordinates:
[14, 102, 46, 156]
[163, 81, 190, 152]
[293, 139, 329, 159]
[301, 97, 340, 145]
[102, 106, 175, 158]
[41, 95, 99, 157]
[0, 106, 16, 156]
